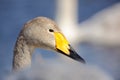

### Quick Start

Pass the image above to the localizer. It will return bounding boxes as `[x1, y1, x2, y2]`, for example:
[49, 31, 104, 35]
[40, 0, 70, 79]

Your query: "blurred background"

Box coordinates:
[1, 0, 120, 80]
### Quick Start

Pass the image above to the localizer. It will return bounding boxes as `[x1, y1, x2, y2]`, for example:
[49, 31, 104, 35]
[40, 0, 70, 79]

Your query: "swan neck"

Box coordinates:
[12, 35, 34, 71]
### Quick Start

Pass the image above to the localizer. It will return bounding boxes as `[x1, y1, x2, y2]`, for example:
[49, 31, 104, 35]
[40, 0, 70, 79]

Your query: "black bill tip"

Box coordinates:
[69, 46, 86, 63]
[57, 45, 86, 63]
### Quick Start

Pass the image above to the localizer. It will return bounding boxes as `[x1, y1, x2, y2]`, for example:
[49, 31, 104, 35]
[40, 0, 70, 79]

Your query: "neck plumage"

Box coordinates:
[12, 34, 34, 71]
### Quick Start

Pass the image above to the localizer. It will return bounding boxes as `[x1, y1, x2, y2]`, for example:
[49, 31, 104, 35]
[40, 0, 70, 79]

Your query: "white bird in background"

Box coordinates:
[56, 0, 120, 47]
[12, 17, 85, 71]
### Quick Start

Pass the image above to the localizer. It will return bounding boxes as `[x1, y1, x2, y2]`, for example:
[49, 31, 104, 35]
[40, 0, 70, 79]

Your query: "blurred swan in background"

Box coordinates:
[56, 0, 120, 47]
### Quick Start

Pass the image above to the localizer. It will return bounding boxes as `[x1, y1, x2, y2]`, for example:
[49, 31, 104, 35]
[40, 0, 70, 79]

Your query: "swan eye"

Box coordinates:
[49, 29, 54, 32]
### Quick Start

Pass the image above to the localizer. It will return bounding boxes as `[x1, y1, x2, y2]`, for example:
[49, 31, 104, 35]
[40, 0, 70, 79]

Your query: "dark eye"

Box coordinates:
[49, 29, 54, 32]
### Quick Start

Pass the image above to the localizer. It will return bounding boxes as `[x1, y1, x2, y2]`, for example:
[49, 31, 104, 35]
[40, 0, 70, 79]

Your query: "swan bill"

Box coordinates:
[54, 32, 85, 63]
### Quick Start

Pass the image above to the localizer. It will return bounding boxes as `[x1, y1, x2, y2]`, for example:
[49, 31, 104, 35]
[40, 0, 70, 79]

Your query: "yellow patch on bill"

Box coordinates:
[54, 32, 70, 55]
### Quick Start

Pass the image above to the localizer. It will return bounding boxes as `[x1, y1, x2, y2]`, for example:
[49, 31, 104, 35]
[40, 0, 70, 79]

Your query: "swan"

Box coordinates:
[12, 17, 85, 71]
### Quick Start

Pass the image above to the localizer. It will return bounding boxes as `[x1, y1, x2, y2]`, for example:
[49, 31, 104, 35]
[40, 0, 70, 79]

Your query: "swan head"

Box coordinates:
[22, 17, 85, 63]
